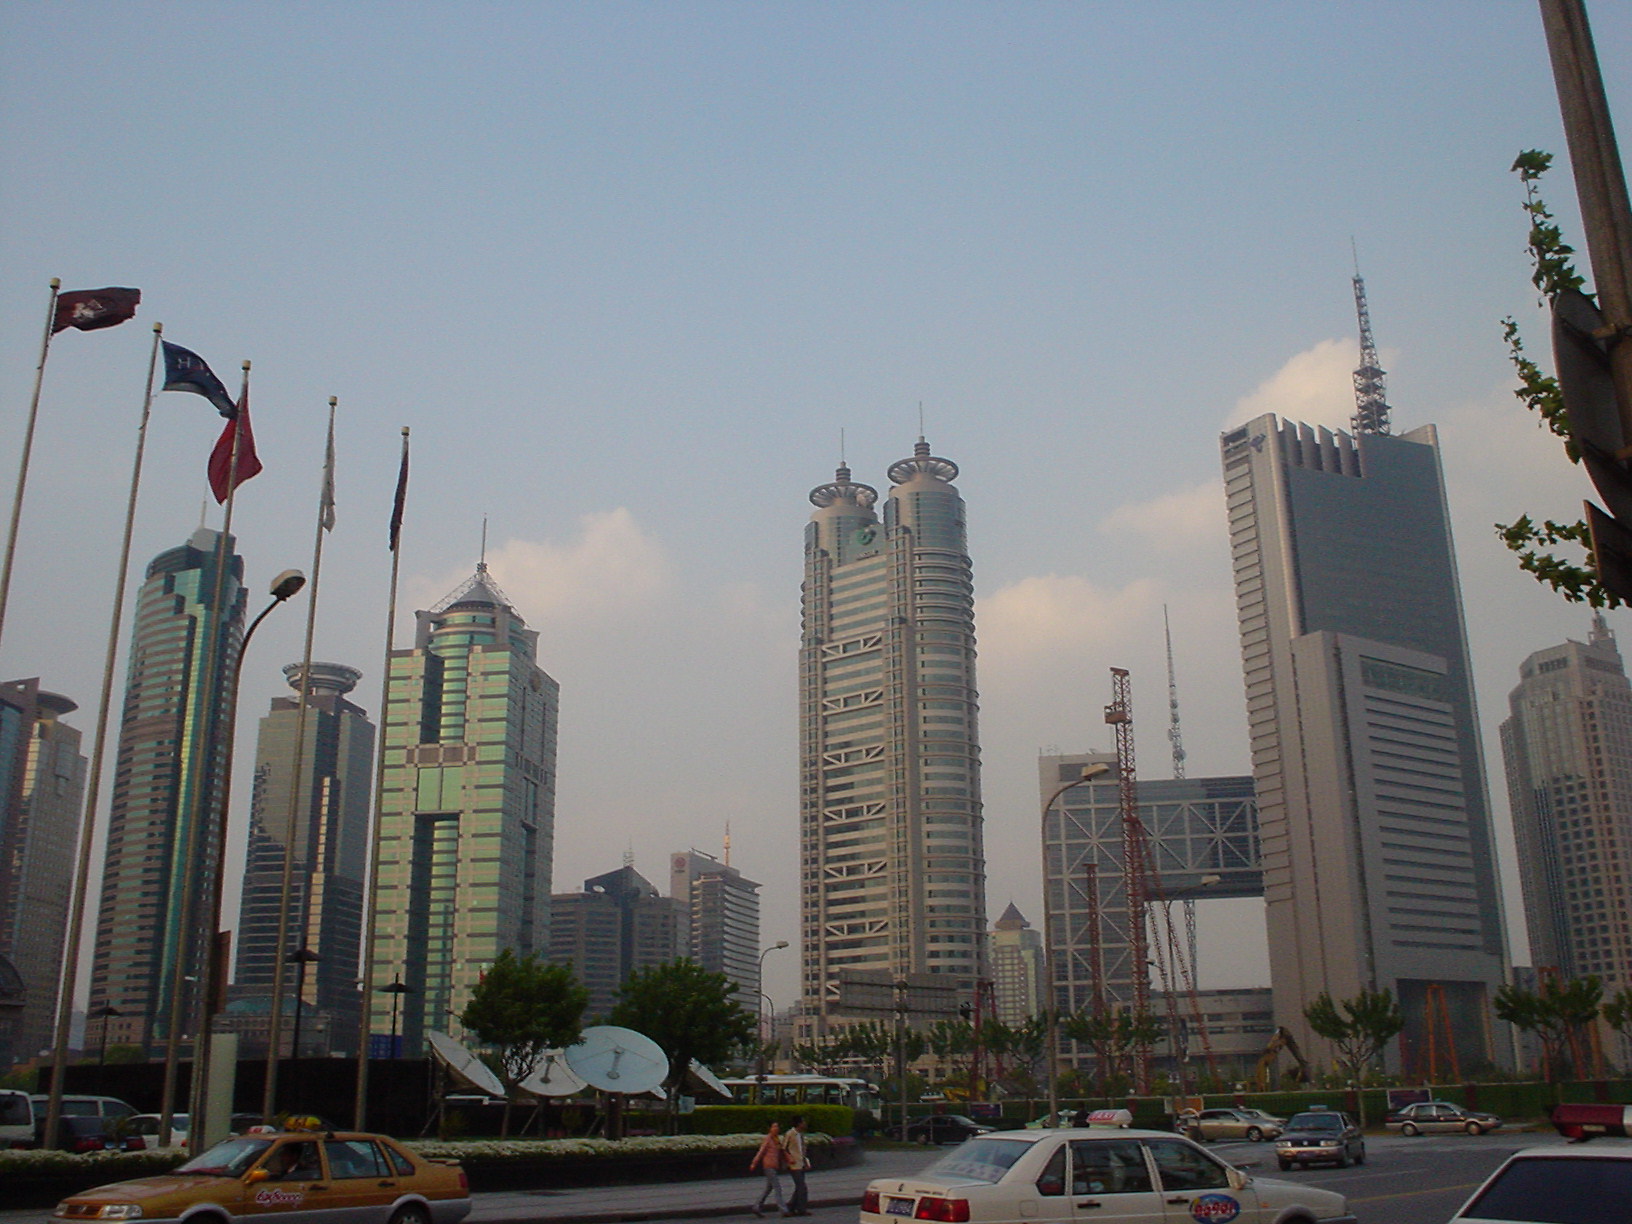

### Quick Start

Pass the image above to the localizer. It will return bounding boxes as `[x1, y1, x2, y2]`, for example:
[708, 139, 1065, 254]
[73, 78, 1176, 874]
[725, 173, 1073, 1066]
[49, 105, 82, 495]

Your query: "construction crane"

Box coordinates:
[1163, 606, 1200, 988]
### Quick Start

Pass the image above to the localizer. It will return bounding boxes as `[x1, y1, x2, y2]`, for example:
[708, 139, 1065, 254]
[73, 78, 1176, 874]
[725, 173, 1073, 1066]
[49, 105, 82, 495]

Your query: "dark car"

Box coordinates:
[1275, 1108, 1365, 1170]
[890, 1114, 993, 1144]
[38, 1113, 113, 1152]
[1385, 1100, 1503, 1136]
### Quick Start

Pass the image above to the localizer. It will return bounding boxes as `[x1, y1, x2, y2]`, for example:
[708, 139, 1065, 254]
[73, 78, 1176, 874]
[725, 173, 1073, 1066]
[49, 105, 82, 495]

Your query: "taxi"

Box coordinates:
[860, 1126, 1355, 1223]
[50, 1129, 470, 1224]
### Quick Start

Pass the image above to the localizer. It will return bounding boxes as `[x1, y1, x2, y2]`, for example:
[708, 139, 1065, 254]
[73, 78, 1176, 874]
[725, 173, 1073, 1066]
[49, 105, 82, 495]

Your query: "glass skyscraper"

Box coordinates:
[369, 564, 558, 1055]
[798, 438, 985, 1033]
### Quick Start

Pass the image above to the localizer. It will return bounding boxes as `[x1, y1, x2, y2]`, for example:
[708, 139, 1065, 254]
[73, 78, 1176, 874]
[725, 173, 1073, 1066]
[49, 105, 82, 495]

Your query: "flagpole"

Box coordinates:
[158, 362, 248, 1144]
[0, 279, 63, 651]
[355, 426, 409, 1129]
[262, 397, 336, 1120]
[41, 321, 162, 1151]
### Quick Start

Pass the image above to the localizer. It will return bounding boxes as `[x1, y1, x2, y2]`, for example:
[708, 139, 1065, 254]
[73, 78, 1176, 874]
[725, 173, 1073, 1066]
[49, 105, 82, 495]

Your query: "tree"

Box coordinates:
[1603, 985, 1632, 1036]
[609, 958, 756, 1120]
[1303, 989, 1404, 1123]
[1495, 975, 1603, 1084]
[459, 949, 588, 1136]
[1061, 1008, 1161, 1095]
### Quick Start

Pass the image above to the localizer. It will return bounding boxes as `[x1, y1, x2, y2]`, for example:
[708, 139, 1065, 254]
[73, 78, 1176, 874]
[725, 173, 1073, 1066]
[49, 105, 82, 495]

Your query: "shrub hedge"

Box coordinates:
[685, 1104, 853, 1137]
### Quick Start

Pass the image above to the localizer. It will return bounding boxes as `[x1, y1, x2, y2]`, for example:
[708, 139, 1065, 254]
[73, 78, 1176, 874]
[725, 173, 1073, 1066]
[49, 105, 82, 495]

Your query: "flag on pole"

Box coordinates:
[388, 432, 409, 552]
[208, 391, 263, 503]
[52, 287, 141, 333]
[161, 342, 238, 418]
[320, 414, 336, 532]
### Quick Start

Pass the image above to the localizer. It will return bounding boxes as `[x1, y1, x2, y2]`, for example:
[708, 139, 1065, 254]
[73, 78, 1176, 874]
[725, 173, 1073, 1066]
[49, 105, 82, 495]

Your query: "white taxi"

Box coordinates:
[860, 1127, 1355, 1223]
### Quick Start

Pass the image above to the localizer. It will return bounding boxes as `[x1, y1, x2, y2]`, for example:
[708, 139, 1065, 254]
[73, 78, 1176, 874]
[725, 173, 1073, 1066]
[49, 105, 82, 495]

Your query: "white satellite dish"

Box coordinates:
[426, 1030, 506, 1098]
[563, 1025, 669, 1095]
[520, 1048, 589, 1098]
[683, 1058, 733, 1102]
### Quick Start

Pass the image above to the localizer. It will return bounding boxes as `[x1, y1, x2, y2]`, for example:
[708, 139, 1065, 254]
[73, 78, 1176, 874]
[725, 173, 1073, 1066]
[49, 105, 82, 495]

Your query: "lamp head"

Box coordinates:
[1080, 763, 1112, 781]
[775, 940, 790, 950]
[269, 569, 306, 601]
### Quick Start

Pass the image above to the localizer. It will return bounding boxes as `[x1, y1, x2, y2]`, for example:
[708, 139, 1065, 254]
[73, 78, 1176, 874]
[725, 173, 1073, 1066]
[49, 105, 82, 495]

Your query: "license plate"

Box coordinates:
[886, 1197, 916, 1216]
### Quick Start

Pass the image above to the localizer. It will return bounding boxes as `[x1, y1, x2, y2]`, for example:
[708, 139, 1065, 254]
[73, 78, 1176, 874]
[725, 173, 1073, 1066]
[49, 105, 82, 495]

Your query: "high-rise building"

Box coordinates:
[550, 865, 684, 1019]
[369, 563, 558, 1055]
[0, 680, 85, 1067]
[1220, 411, 1507, 1069]
[988, 903, 1046, 1027]
[669, 848, 761, 1012]
[1500, 614, 1632, 1061]
[233, 662, 375, 1055]
[798, 438, 986, 1034]
[88, 528, 246, 1051]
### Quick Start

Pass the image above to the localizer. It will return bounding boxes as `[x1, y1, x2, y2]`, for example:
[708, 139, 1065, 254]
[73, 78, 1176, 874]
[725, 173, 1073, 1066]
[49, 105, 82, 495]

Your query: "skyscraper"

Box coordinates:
[798, 439, 985, 1033]
[234, 662, 375, 1055]
[89, 528, 246, 1050]
[988, 903, 1046, 1027]
[669, 848, 761, 1012]
[0, 680, 85, 1066]
[550, 864, 685, 1019]
[1500, 614, 1632, 1061]
[1220, 399, 1507, 1068]
[369, 563, 558, 1054]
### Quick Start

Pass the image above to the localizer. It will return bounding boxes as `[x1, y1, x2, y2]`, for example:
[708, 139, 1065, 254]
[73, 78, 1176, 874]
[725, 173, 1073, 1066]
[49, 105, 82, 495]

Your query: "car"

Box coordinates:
[38, 1114, 115, 1153]
[1180, 1107, 1284, 1142]
[50, 1129, 472, 1224]
[0, 1088, 33, 1148]
[861, 1126, 1356, 1223]
[30, 1093, 135, 1129]
[1385, 1099, 1503, 1136]
[1450, 1143, 1632, 1221]
[1024, 1109, 1079, 1129]
[890, 1114, 994, 1144]
[116, 1112, 190, 1149]
[1275, 1108, 1365, 1170]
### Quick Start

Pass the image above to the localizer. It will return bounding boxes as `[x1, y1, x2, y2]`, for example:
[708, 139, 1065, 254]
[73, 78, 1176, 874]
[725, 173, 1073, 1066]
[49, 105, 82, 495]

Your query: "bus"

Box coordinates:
[720, 1074, 883, 1113]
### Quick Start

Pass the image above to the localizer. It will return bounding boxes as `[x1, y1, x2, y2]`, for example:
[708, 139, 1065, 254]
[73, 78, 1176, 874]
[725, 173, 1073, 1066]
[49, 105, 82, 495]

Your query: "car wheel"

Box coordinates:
[1401, 1122, 1419, 1137]
[1465, 1121, 1482, 1136]
[1336, 1148, 1350, 1168]
[389, 1207, 431, 1224]
[1278, 1159, 1292, 1171]
[1355, 1145, 1366, 1166]
[1246, 1126, 1263, 1142]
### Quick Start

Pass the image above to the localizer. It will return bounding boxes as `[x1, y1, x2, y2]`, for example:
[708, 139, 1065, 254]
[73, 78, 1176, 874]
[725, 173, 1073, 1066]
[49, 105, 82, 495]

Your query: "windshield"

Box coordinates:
[1287, 1113, 1341, 1131]
[924, 1137, 1032, 1184]
[1462, 1155, 1632, 1222]
[177, 1137, 272, 1176]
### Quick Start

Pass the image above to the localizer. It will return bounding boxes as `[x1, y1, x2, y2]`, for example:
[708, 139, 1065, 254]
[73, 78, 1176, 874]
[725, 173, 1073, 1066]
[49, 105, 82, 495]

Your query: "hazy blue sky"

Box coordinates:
[3, 2, 1628, 1013]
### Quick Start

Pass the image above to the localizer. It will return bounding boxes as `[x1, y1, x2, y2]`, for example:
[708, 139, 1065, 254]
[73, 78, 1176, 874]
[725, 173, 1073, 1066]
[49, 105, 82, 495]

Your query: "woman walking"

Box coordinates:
[750, 1120, 787, 1218]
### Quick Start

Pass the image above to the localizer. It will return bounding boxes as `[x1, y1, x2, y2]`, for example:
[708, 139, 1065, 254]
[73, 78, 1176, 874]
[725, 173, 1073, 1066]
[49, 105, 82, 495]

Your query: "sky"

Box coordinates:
[2, 1, 1629, 1017]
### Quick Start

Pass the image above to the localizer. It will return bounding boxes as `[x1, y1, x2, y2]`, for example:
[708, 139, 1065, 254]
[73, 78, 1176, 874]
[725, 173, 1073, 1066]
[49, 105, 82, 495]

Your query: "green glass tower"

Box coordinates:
[368, 564, 558, 1055]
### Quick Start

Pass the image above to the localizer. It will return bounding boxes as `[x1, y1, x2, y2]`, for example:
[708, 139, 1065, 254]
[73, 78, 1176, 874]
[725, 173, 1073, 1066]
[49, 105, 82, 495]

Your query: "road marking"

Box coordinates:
[1348, 1181, 1481, 1203]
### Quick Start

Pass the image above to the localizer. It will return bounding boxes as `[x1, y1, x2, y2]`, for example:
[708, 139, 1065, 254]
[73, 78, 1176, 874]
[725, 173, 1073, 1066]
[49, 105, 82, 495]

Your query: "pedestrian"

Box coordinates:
[1071, 1106, 1090, 1128]
[780, 1115, 810, 1217]
[749, 1121, 787, 1218]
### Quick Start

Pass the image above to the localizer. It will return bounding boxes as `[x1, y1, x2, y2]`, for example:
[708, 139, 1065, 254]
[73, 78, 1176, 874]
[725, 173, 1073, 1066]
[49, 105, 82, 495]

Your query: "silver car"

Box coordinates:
[1182, 1107, 1284, 1142]
[1386, 1100, 1503, 1136]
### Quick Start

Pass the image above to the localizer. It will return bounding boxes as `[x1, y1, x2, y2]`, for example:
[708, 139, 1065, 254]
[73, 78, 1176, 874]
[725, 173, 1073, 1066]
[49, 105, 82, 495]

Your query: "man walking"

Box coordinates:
[780, 1115, 810, 1217]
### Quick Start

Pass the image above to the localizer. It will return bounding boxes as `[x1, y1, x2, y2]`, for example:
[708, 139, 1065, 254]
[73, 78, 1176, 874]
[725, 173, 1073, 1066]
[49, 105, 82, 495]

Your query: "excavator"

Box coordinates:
[1253, 1027, 1312, 1092]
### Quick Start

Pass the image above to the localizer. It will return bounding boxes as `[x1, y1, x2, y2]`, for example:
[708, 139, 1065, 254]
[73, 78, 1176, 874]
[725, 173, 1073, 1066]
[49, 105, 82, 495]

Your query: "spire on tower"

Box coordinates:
[1350, 263, 1393, 436]
[1164, 605, 1187, 780]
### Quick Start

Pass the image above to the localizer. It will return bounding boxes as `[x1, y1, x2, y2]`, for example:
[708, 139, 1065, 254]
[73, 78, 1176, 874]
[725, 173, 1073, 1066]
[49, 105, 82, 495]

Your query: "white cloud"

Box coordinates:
[1224, 338, 1356, 430]
[980, 573, 1163, 664]
[1099, 480, 1226, 556]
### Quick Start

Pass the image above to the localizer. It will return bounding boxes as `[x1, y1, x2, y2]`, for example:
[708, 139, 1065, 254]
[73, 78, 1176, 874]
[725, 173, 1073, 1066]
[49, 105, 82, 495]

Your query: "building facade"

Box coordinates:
[369, 564, 558, 1055]
[1500, 615, 1632, 1065]
[550, 865, 685, 1020]
[1220, 414, 1507, 1071]
[988, 903, 1046, 1027]
[88, 528, 246, 1051]
[798, 439, 986, 1034]
[669, 849, 761, 1013]
[0, 680, 85, 1066]
[234, 662, 375, 1055]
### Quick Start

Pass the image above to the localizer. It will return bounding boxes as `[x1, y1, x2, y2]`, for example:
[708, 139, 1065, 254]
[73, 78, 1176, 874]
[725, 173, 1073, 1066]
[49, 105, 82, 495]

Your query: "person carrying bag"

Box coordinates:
[780, 1115, 810, 1217]
[749, 1121, 787, 1218]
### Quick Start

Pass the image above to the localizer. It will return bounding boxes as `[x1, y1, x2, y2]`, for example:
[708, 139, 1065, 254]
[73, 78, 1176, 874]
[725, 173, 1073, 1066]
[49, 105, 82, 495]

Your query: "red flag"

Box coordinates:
[208, 392, 263, 503]
[52, 287, 140, 333]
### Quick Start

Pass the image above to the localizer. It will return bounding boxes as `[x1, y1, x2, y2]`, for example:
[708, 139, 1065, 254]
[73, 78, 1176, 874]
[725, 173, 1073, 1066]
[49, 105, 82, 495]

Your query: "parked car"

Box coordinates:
[29, 1093, 135, 1128]
[50, 1130, 472, 1224]
[1023, 1109, 1080, 1129]
[117, 1112, 190, 1149]
[1180, 1107, 1284, 1142]
[889, 1113, 993, 1144]
[861, 1126, 1355, 1224]
[1450, 1143, 1632, 1222]
[1385, 1100, 1503, 1136]
[0, 1088, 34, 1148]
[38, 1114, 115, 1153]
[1275, 1108, 1365, 1170]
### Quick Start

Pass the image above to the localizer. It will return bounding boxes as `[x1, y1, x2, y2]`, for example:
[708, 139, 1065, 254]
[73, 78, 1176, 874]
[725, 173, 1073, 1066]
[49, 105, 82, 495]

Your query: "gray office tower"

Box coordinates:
[234, 663, 375, 1054]
[799, 439, 986, 1034]
[1221, 330, 1507, 1068]
[670, 848, 762, 1013]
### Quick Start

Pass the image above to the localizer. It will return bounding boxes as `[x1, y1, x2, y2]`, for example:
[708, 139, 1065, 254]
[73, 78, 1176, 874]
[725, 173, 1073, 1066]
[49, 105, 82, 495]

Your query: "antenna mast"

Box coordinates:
[1164, 605, 1186, 780]
[1350, 263, 1392, 435]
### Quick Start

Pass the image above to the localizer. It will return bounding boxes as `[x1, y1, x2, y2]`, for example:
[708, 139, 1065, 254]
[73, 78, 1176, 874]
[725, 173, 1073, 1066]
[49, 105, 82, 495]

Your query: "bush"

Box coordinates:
[684, 1104, 853, 1137]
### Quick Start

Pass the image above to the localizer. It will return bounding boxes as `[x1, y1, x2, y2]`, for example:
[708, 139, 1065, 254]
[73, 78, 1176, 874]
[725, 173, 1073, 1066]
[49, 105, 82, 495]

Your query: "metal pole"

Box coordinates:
[0, 279, 62, 651]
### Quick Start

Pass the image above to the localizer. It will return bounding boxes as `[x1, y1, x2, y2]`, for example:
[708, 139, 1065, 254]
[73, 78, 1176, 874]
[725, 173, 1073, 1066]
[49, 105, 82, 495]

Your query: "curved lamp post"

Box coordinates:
[1043, 761, 1112, 1127]
[379, 974, 415, 1057]
[756, 941, 789, 1078]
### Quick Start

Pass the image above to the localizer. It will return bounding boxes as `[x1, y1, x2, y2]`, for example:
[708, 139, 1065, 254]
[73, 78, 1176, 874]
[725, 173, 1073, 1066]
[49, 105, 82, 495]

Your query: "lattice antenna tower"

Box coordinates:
[1163, 605, 1186, 780]
[1350, 256, 1393, 436]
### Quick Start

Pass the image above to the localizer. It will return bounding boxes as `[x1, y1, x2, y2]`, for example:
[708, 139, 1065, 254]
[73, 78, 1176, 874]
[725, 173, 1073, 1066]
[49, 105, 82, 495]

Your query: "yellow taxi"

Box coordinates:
[50, 1130, 471, 1224]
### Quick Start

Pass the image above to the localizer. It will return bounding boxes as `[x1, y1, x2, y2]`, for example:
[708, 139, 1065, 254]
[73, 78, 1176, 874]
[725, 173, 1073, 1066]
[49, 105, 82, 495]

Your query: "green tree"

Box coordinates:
[1602, 985, 1632, 1038]
[459, 949, 588, 1135]
[1495, 975, 1603, 1085]
[610, 958, 756, 1122]
[1303, 989, 1404, 1123]
[1062, 1009, 1161, 1095]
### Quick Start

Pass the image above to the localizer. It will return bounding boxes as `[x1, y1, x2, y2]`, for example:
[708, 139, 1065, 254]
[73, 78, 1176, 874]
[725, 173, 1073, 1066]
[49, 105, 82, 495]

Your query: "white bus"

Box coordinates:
[721, 1074, 883, 1113]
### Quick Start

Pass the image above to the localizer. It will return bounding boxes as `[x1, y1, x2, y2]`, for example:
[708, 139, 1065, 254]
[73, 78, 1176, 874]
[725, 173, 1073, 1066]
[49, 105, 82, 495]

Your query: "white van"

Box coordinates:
[0, 1089, 32, 1147]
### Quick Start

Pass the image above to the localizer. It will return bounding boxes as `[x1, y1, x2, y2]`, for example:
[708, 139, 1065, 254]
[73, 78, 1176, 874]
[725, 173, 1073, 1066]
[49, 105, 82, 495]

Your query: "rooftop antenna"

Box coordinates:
[478, 516, 489, 573]
[623, 842, 634, 870]
[723, 821, 731, 868]
[918, 400, 926, 441]
[1164, 604, 1187, 780]
[1350, 245, 1393, 435]
[839, 428, 846, 466]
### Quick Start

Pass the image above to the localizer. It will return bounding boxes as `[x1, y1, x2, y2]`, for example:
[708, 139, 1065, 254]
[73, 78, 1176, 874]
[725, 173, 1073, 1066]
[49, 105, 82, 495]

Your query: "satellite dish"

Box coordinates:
[426, 1030, 505, 1098]
[520, 1048, 589, 1098]
[683, 1058, 733, 1102]
[564, 1025, 668, 1095]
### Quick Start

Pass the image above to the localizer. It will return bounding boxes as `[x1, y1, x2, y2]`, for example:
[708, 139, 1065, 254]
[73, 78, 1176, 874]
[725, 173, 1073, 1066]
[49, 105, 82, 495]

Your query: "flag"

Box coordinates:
[52, 287, 140, 333]
[320, 417, 336, 532]
[388, 433, 409, 551]
[162, 342, 238, 418]
[208, 392, 263, 503]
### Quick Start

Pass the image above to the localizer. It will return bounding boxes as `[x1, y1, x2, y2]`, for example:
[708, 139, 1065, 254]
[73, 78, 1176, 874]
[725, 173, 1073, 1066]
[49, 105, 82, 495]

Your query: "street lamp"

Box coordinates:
[1043, 761, 1112, 1127]
[379, 974, 415, 1057]
[94, 1005, 122, 1067]
[757, 941, 789, 1076]
[288, 948, 321, 1062]
[179, 568, 305, 1148]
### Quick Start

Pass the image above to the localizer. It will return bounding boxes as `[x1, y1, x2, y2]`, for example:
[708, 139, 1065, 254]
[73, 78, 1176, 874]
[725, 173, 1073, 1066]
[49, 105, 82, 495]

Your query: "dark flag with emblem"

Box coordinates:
[208, 390, 262, 503]
[51, 287, 141, 334]
[161, 342, 238, 418]
[389, 430, 409, 551]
